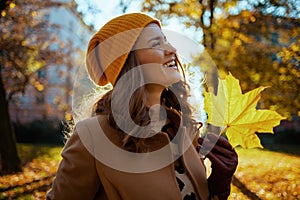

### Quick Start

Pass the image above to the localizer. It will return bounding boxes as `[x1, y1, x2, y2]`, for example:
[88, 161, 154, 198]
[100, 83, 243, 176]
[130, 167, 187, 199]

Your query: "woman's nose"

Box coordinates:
[164, 42, 177, 54]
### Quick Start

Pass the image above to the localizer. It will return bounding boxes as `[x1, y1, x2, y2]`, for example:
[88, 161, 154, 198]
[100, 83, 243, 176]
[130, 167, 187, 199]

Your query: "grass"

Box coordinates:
[0, 143, 299, 199]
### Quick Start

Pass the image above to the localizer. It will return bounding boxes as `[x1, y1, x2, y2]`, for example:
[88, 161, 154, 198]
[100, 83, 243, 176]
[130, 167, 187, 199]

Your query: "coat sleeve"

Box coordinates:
[46, 130, 104, 200]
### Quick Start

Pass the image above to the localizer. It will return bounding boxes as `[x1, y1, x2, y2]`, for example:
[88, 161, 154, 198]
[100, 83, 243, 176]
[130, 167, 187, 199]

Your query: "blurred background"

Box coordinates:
[0, 0, 299, 199]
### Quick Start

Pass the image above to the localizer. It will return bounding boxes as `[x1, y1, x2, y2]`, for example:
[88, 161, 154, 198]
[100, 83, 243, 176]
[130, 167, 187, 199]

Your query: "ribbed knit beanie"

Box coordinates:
[86, 13, 161, 86]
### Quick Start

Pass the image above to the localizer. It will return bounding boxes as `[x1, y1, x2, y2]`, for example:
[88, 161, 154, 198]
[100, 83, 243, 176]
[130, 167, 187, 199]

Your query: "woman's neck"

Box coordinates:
[145, 84, 165, 106]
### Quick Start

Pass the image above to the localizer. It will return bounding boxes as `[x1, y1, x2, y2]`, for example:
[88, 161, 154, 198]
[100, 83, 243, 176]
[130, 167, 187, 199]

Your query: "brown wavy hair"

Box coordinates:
[94, 51, 200, 152]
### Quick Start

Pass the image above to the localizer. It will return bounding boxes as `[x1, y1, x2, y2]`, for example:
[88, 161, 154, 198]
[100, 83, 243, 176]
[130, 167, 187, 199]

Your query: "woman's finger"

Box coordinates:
[198, 137, 235, 159]
[207, 133, 234, 150]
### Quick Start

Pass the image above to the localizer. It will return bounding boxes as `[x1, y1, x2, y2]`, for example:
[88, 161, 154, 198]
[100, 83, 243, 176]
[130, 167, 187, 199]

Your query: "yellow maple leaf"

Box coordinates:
[204, 73, 285, 148]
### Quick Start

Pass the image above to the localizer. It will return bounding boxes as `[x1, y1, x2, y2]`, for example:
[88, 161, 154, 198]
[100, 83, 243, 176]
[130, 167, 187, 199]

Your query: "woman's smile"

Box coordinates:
[163, 59, 177, 70]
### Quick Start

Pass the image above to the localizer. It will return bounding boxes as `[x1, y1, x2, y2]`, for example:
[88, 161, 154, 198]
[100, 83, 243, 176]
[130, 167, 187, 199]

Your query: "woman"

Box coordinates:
[47, 12, 238, 200]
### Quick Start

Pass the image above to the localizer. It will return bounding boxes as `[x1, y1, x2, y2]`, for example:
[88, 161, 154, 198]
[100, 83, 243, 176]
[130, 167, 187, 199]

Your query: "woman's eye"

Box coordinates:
[151, 41, 160, 47]
[150, 37, 168, 48]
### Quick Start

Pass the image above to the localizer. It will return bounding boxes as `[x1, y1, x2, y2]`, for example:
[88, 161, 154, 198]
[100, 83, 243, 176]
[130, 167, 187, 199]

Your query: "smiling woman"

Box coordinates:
[46, 12, 238, 200]
[134, 23, 181, 103]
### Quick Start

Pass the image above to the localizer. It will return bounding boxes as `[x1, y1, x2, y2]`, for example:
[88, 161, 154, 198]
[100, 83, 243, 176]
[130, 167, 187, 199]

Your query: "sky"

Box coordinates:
[74, 0, 203, 42]
[74, 0, 147, 29]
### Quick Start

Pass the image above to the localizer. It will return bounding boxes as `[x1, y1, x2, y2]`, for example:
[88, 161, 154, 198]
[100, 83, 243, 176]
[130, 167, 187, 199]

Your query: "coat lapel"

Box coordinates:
[180, 128, 210, 200]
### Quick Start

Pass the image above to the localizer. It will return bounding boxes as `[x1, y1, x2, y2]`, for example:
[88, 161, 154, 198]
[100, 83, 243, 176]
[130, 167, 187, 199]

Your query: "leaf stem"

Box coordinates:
[219, 126, 228, 136]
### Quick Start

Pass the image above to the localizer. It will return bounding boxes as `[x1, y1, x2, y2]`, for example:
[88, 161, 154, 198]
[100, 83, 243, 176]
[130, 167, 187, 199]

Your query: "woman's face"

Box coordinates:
[134, 23, 181, 88]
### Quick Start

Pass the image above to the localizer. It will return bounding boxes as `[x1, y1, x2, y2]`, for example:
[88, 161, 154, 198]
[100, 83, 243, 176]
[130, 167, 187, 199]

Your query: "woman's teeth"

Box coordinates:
[163, 60, 177, 69]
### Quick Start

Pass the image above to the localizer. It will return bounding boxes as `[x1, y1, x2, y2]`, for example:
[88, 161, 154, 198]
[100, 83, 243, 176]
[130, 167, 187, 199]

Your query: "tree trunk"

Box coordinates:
[0, 71, 21, 175]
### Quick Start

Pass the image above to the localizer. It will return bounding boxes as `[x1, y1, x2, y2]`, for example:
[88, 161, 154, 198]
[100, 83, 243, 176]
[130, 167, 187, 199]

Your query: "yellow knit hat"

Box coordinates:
[86, 13, 161, 86]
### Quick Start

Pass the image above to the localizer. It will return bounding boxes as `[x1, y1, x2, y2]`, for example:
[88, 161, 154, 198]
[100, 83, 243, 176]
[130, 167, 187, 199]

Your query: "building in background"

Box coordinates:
[9, 0, 94, 124]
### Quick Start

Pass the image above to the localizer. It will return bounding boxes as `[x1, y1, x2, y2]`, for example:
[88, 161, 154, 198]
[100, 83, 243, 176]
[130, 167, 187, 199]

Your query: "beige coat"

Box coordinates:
[46, 113, 211, 200]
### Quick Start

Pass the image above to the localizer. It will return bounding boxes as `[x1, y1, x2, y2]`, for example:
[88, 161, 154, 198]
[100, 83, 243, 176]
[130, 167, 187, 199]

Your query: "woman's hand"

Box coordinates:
[197, 133, 238, 200]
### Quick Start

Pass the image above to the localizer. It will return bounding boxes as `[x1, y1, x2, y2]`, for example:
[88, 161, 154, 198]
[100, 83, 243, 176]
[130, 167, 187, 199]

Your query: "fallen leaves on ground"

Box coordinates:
[230, 147, 300, 200]
[0, 144, 62, 200]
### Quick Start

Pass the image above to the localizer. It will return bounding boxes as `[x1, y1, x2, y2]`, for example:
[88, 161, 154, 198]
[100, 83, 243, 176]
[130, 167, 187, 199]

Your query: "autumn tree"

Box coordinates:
[0, 0, 73, 174]
[141, 0, 300, 119]
[206, 10, 300, 119]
